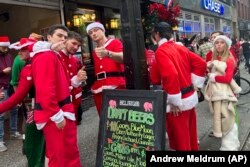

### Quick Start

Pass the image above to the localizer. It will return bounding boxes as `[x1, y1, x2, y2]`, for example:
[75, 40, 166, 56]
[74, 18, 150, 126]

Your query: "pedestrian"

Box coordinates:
[30, 24, 82, 167]
[198, 36, 213, 59]
[0, 36, 22, 152]
[0, 88, 4, 100]
[8, 37, 45, 167]
[241, 38, 250, 72]
[57, 31, 87, 125]
[86, 22, 125, 116]
[204, 35, 240, 150]
[151, 22, 206, 150]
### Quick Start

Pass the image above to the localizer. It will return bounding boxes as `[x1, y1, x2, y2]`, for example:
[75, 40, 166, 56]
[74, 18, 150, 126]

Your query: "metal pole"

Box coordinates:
[120, 0, 150, 90]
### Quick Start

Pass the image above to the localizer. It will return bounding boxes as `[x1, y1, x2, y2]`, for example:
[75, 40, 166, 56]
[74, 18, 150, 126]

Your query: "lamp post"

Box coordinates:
[120, 0, 150, 90]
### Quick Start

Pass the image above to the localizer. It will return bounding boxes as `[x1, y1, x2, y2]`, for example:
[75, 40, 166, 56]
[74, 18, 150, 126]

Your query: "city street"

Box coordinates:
[0, 64, 250, 167]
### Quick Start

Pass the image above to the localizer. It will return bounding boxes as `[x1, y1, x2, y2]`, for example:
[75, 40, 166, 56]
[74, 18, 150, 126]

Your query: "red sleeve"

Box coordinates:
[229, 48, 238, 63]
[0, 66, 32, 113]
[155, 47, 180, 95]
[149, 61, 161, 85]
[109, 39, 123, 52]
[215, 57, 235, 83]
[189, 51, 206, 77]
[205, 50, 212, 62]
[32, 52, 60, 117]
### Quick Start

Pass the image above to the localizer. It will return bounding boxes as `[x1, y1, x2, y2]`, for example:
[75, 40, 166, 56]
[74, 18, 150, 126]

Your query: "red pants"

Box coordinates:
[94, 86, 125, 117]
[43, 119, 82, 167]
[166, 108, 198, 151]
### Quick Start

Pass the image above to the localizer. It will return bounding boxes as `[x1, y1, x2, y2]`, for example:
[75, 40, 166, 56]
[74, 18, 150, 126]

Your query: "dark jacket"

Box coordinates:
[0, 53, 13, 89]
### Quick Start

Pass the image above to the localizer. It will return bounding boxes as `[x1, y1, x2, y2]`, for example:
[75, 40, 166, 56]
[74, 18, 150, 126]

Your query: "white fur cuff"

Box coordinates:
[167, 92, 182, 107]
[71, 75, 82, 88]
[209, 73, 216, 82]
[191, 73, 205, 88]
[50, 109, 64, 123]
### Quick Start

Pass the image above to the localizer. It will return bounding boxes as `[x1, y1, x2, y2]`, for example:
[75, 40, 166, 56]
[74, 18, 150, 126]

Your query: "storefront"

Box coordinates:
[177, 0, 234, 38]
[0, 0, 61, 43]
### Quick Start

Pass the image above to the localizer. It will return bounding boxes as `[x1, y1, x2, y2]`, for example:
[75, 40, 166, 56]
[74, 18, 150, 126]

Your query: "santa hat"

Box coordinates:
[9, 38, 36, 50]
[0, 36, 10, 47]
[213, 35, 232, 47]
[86, 22, 105, 34]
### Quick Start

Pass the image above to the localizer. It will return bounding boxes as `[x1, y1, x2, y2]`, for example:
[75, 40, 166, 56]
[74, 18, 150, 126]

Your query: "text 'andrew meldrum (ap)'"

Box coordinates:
[146, 151, 248, 166]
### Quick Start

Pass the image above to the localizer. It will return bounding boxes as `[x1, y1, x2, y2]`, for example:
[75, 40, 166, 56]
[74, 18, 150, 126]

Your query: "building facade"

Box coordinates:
[177, 0, 236, 38]
[237, 0, 250, 40]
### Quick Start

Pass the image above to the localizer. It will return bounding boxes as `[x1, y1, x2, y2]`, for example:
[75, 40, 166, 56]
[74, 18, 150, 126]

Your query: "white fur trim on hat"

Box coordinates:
[0, 42, 10, 47]
[86, 22, 105, 34]
[9, 41, 34, 50]
[213, 35, 232, 47]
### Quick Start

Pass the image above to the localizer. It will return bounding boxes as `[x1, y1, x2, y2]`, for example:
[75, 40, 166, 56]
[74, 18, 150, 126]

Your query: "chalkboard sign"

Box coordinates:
[96, 89, 166, 167]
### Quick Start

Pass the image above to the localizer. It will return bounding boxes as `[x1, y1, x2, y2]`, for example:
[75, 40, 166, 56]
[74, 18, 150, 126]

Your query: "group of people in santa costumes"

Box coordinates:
[0, 25, 87, 166]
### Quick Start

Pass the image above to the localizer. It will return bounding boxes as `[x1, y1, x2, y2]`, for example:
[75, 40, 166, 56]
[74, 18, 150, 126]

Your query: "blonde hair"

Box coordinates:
[212, 39, 232, 62]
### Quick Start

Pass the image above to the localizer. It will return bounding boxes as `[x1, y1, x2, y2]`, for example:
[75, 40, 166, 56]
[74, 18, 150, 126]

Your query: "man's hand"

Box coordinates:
[170, 104, 181, 116]
[50, 41, 65, 52]
[95, 46, 108, 59]
[0, 87, 5, 100]
[77, 66, 87, 82]
[56, 118, 66, 130]
[2, 67, 11, 74]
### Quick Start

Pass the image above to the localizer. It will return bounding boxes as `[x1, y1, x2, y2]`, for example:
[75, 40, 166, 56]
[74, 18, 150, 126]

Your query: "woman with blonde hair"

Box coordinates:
[205, 35, 240, 150]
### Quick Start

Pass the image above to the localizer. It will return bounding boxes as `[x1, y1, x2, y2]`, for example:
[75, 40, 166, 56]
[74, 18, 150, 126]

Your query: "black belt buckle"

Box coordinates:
[96, 72, 106, 80]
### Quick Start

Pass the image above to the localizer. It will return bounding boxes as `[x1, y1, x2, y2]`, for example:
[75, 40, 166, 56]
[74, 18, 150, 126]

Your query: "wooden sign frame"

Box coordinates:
[96, 89, 166, 167]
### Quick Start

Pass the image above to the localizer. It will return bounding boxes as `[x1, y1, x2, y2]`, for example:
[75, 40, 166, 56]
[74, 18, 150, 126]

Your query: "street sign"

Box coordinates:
[96, 89, 166, 167]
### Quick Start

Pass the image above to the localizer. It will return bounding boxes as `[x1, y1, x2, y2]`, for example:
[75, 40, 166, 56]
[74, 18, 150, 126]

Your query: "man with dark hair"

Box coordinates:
[198, 36, 213, 59]
[57, 31, 86, 125]
[150, 22, 206, 150]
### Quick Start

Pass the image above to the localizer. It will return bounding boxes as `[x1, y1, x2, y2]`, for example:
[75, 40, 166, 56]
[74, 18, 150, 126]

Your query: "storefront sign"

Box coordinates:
[201, 0, 224, 15]
[96, 90, 166, 167]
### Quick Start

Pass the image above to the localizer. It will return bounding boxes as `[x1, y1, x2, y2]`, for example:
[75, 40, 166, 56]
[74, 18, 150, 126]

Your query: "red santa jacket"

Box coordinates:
[58, 51, 82, 110]
[31, 50, 75, 125]
[0, 64, 32, 113]
[91, 39, 125, 94]
[151, 40, 206, 112]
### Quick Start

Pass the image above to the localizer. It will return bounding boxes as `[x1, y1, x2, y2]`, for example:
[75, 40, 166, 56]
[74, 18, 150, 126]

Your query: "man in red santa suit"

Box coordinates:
[56, 31, 86, 125]
[86, 22, 125, 116]
[30, 25, 82, 167]
[151, 22, 206, 151]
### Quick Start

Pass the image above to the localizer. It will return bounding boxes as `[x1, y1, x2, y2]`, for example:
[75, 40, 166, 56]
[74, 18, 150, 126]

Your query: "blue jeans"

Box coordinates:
[0, 89, 18, 142]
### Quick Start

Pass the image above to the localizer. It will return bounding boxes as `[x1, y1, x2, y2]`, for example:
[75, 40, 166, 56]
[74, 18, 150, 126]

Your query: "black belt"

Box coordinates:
[95, 71, 124, 81]
[181, 84, 194, 95]
[35, 96, 71, 110]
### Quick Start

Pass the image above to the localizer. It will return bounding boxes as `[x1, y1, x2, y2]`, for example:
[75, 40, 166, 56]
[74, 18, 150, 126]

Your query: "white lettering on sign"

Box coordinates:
[202, 0, 224, 15]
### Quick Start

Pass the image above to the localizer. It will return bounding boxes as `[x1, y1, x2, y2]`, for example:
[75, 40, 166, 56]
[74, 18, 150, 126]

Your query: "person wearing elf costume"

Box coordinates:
[151, 22, 206, 151]
[205, 35, 240, 150]
[86, 22, 125, 116]
[8, 37, 45, 167]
